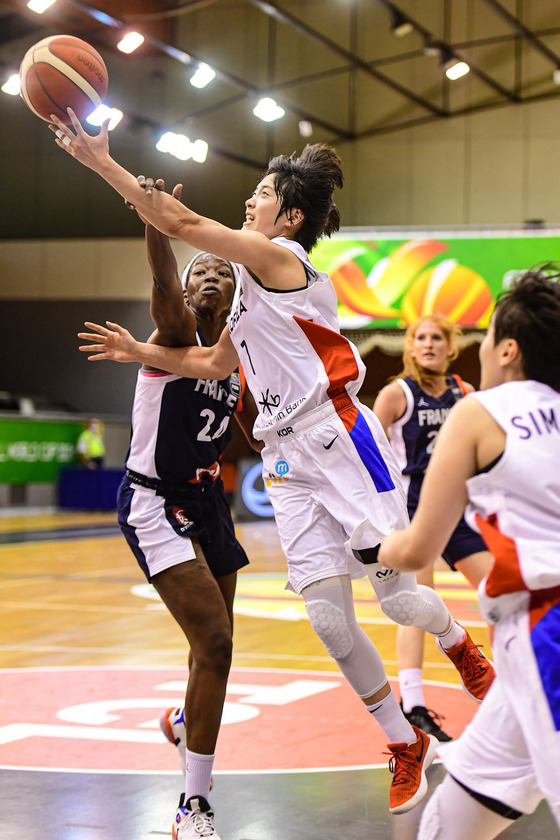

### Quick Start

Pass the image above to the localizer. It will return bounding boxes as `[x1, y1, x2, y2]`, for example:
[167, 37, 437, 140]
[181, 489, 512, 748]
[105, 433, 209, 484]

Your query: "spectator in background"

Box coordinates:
[76, 418, 105, 469]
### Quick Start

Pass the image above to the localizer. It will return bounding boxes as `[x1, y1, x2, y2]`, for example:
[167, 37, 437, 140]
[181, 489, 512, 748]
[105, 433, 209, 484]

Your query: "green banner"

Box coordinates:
[312, 230, 560, 328]
[0, 418, 83, 484]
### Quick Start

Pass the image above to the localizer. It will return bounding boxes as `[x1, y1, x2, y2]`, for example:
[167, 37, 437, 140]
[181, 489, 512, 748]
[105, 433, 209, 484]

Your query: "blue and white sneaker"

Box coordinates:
[172, 794, 221, 839]
[159, 706, 187, 774]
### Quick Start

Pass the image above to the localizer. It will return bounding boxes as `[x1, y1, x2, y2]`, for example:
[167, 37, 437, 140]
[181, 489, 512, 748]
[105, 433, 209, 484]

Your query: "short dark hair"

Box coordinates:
[493, 263, 560, 390]
[264, 143, 343, 253]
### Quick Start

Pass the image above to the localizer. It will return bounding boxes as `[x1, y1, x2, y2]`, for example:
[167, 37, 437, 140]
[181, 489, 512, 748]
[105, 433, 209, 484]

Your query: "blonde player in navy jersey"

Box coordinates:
[115, 181, 260, 840]
[373, 316, 492, 742]
[379, 266, 560, 838]
[51, 109, 494, 819]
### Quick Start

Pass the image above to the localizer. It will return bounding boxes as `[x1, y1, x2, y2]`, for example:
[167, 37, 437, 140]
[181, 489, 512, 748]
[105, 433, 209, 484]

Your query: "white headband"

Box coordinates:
[181, 252, 239, 290]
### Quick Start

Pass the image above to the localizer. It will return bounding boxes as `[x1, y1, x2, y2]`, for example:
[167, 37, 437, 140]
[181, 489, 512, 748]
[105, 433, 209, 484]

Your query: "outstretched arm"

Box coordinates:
[78, 320, 239, 381]
[49, 110, 301, 289]
[144, 181, 198, 351]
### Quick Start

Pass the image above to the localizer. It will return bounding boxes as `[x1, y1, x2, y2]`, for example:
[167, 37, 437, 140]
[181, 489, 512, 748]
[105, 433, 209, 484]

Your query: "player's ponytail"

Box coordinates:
[323, 202, 341, 238]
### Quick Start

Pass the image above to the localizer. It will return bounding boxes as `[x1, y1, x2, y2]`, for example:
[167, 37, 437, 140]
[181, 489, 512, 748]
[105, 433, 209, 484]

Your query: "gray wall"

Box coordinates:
[0, 299, 150, 415]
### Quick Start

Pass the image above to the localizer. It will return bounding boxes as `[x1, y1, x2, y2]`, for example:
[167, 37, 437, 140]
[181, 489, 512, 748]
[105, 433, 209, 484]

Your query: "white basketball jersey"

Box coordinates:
[228, 236, 365, 436]
[465, 380, 560, 596]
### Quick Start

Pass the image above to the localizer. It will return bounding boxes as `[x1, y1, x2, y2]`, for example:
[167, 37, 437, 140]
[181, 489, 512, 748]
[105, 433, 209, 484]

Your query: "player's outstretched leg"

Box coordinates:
[301, 576, 439, 813]
[368, 567, 495, 702]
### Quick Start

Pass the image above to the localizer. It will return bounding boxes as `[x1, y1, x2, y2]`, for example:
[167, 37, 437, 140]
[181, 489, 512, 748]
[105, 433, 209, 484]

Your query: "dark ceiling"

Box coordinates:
[1, 0, 560, 236]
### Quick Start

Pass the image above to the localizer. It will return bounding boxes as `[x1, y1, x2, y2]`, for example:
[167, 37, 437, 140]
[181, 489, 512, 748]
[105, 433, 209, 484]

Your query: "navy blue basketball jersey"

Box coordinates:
[125, 331, 244, 486]
[388, 374, 465, 477]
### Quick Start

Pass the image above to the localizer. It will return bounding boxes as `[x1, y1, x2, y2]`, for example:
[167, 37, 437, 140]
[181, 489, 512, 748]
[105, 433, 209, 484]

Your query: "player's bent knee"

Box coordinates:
[305, 599, 353, 659]
[379, 589, 433, 627]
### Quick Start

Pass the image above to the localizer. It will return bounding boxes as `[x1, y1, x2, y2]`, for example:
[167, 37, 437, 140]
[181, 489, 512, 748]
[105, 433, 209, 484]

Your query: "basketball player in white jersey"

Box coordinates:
[379, 266, 560, 838]
[52, 109, 494, 817]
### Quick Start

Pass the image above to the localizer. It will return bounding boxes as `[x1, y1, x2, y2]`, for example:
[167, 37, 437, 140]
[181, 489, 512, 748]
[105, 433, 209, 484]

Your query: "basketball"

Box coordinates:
[19, 35, 108, 124]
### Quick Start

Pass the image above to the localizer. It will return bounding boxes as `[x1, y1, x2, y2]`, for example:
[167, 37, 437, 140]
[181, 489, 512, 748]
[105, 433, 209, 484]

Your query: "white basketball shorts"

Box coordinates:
[438, 598, 560, 820]
[260, 398, 409, 594]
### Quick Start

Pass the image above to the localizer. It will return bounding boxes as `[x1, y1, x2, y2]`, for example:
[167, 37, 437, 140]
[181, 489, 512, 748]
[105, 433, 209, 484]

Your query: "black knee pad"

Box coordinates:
[352, 544, 381, 565]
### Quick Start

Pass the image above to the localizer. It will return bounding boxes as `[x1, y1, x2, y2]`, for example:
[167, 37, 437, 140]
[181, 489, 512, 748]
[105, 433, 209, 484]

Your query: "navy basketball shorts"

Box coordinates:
[117, 474, 249, 582]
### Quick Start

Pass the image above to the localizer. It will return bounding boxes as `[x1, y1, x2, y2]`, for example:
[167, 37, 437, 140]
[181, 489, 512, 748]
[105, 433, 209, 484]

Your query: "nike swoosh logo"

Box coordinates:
[416, 735, 425, 763]
[323, 436, 338, 450]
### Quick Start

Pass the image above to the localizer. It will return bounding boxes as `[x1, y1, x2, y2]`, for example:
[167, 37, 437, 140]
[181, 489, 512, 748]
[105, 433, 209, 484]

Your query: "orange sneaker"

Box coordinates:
[387, 725, 438, 814]
[437, 627, 496, 702]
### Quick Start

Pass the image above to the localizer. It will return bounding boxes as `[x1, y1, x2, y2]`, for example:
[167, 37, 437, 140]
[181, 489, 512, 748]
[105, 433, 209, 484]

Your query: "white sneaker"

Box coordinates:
[160, 706, 187, 774]
[172, 795, 221, 839]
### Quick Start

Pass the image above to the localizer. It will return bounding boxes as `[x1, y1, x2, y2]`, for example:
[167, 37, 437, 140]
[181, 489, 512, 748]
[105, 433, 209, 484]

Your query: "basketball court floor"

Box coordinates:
[0, 511, 556, 839]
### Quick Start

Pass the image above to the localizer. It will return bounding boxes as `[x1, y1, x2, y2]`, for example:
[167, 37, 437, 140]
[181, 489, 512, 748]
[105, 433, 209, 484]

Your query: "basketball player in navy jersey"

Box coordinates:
[52, 112, 494, 819]
[117, 182, 260, 840]
[374, 315, 492, 742]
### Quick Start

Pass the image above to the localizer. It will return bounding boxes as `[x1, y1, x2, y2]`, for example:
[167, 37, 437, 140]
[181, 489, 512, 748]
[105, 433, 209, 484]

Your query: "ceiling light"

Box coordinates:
[156, 132, 207, 163]
[390, 8, 413, 38]
[253, 97, 285, 122]
[27, 0, 57, 12]
[298, 120, 313, 138]
[117, 32, 145, 54]
[1, 73, 21, 96]
[445, 60, 470, 80]
[87, 104, 124, 131]
[191, 139, 208, 163]
[423, 37, 442, 57]
[553, 68, 560, 85]
[190, 62, 216, 89]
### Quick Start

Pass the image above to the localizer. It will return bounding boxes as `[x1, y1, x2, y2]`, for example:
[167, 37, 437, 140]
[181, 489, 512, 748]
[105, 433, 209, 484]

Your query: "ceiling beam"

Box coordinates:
[374, 0, 519, 102]
[244, 0, 447, 117]
[481, 0, 560, 67]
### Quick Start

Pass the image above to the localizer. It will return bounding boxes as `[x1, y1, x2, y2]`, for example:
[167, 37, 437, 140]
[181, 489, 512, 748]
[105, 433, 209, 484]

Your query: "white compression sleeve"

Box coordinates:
[302, 575, 388, 699]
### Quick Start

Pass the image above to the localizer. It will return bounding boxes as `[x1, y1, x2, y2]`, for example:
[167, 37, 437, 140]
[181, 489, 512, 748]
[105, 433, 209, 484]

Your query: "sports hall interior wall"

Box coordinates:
[1, 97, 559, 425]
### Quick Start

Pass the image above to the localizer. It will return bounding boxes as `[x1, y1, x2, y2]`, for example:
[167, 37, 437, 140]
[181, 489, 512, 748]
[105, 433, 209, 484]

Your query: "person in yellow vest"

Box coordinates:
[76, 418, 105, 469]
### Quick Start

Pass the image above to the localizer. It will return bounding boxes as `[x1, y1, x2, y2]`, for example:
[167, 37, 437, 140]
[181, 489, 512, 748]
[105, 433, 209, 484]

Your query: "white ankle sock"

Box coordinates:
[184, 749, 214, 801]
[437, 620, 466, 650]
[399, 668, 425, 713]
[367, 690, 416, 744]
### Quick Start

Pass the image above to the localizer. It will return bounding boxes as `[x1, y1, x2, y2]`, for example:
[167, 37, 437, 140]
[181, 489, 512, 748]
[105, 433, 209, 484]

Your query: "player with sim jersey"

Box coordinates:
[379, 267, 560, 839]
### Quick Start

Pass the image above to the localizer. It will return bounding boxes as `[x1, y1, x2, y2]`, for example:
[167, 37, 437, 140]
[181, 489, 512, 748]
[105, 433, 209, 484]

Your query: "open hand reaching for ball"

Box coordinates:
[49, 107, 110, 172]
[78, 321, 140, 362]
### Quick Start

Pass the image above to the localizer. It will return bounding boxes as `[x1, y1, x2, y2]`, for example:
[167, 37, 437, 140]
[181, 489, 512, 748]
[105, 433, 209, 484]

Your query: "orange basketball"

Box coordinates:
[19, 35, 108, 124]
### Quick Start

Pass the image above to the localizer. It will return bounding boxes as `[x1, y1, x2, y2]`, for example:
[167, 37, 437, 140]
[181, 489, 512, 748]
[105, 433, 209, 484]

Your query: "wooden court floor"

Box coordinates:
[0, 509, 556, 839]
